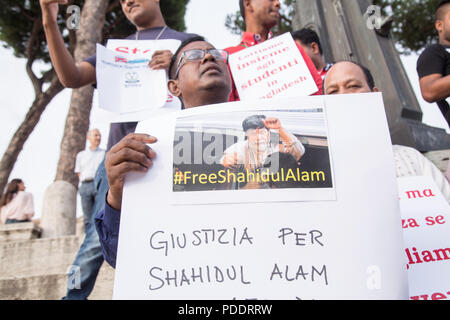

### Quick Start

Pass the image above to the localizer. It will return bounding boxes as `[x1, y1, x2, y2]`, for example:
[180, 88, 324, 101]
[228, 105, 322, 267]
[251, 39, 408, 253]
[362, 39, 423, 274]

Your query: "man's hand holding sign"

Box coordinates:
[106, 134, 157, 211]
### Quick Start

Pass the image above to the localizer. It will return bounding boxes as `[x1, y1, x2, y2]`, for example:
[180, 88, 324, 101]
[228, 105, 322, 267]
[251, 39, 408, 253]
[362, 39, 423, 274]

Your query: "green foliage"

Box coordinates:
[225, 0, 294, 36]
[0, 0, 189, 64]
[373, 0, 440, 54]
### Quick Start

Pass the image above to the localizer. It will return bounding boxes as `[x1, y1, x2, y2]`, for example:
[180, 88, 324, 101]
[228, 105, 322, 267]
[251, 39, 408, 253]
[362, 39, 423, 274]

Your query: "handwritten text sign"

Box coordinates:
[228, 33, 318, 101]
[114, 94, 408, 299]
[398, 176, 450, 300]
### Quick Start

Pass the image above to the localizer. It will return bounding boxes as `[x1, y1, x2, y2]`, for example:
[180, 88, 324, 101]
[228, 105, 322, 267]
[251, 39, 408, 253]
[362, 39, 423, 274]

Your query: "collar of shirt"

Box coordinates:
[239, 31, 274, 48]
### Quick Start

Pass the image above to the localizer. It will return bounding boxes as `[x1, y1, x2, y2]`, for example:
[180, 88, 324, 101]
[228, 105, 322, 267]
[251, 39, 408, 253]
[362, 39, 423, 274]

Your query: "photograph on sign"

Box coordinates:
[171, 107, 335, 204]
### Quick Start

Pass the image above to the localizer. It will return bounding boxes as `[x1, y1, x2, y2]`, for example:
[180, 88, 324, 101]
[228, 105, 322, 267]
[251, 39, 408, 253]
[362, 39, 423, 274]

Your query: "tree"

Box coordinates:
[0, 0, 189, 198]
[373, 0, 440, 54]
[225, 0, 440, 54]
[40, 0, 190, 237]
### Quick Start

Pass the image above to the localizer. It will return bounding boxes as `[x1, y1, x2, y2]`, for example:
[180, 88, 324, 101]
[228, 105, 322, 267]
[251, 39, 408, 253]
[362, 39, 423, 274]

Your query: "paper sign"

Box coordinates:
[96, 39, 181, 116]
[397, 175, 450, 300]
[114, 93, 408, 300]
[228, 33, 319, 101]
[107, 39, 182, 113]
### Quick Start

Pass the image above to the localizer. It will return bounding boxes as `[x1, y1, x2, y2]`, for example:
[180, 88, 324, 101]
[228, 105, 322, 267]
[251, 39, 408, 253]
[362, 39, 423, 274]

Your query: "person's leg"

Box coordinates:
[79, 182, 96, 233]
[5, 219, 29, 224]
[64, 160, 108, 300]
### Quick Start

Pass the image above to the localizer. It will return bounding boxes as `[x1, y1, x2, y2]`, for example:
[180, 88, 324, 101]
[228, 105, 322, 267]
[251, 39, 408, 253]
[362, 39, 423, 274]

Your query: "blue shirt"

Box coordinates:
[95, 202, 121, 268]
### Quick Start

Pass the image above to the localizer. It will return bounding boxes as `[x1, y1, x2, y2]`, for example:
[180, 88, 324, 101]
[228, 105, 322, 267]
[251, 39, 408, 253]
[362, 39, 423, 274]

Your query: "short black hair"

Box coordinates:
[168, 35, 206, 80]
[242, 115, 266, 132]
[291, 28, 323, 55]
[437, 0, 450, 20]
[323, 61, 376, 94]
[239, 0, 245, 21]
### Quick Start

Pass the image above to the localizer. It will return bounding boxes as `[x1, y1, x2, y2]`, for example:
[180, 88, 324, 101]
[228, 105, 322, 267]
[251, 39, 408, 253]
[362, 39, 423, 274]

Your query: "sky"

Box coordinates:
[0, 0, 448, 220]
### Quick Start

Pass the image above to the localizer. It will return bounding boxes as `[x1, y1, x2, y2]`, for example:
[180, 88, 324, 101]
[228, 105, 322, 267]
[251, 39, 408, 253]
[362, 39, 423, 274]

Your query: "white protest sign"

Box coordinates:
[228, 33, 319, 101]
[107, 39, 182, 112]
[397, 175, 450, 300]
[114, 93, 408, 300]
[96, 39, 181, 116]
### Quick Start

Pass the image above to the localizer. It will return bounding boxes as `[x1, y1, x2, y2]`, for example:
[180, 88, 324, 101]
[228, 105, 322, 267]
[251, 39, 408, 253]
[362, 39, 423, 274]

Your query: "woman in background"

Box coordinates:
[0, 179, 34, 224]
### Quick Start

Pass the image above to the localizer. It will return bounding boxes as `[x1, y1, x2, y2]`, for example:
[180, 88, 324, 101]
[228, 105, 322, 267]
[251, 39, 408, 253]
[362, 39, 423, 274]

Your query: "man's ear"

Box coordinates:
[168, 79, 181, 98]
[436, 20, 443, 34]
[311, 42, 320, 55]
[373, 87, 380, 92]
[244, 0, 253, 15]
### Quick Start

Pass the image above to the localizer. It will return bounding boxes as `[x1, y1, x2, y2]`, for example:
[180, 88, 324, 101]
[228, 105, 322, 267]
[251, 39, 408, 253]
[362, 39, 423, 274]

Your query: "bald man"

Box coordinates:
[324, 61, 450, 202]
[75, 129, 105, 231]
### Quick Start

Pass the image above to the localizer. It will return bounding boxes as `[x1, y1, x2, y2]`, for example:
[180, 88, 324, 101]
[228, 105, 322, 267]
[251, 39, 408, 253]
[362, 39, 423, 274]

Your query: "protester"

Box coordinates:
[75, 129, 105, 232]
[324, 61, 450, 202]
[96, 37, 232, 267]
[417, 0, 450, 126]
[221, 115, 305, 189]
[225, 0, 323, 101]
[292, 28, 333, 80]
[0, 179, 34, 225]
[39, 0, 196, 300]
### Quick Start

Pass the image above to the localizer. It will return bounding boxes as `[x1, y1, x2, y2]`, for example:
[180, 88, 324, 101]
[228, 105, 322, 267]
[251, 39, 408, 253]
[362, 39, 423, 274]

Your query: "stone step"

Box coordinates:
[0, 222, 42, 242]
[0, 235, 83, 278]
[0, 263, 114, 300]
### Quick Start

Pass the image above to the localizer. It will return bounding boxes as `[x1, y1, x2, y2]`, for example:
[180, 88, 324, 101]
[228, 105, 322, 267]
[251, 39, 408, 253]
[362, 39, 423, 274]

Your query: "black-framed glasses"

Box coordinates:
[174, 49, 229, 79]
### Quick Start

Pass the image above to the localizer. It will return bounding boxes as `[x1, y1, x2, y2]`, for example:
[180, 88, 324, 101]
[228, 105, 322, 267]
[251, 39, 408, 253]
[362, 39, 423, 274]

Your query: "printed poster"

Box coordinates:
[96, 39, 181, 116]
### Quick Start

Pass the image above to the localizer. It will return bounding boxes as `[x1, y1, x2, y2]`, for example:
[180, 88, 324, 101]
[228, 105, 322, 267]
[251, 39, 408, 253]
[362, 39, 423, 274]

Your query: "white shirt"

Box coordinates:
[393, 145, 450, 203]
[75, 147, 105, 182]
[0, 191, 34, 224]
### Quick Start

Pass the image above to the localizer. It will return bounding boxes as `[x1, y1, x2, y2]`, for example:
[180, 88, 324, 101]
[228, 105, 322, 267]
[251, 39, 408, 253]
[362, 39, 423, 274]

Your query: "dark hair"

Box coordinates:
[168, 35, 206, 80]
[242, 115, 266, 132]
[0, 179, 23, 208]
[323, 60, 376, 93]
[291, 28, 323, 55]
[437, 0, 450, 20]
[239, 0, 245, 21]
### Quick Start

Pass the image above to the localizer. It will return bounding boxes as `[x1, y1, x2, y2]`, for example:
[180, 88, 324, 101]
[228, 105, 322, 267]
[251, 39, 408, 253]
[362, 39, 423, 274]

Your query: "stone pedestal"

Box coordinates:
[40, 181, 77, 238]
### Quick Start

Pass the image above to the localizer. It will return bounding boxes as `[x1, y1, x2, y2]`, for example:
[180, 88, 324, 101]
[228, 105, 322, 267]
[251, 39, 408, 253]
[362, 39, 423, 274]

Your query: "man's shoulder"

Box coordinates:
[224, 44, 245, 55]
[419, 43, 450, 59]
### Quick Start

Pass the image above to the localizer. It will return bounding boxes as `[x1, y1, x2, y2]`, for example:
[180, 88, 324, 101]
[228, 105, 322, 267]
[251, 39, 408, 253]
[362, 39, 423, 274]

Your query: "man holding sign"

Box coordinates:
[96, 37, 232, 267]
[225, 0, 323, 101]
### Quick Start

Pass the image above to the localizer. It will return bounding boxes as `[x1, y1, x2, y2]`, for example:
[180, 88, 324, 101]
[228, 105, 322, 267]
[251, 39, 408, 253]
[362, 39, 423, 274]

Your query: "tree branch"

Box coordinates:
[25, 18, 44, 96]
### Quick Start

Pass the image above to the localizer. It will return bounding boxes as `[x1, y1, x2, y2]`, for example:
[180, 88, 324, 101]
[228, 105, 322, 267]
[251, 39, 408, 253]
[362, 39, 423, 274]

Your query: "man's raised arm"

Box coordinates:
[40, 0, 96, 88]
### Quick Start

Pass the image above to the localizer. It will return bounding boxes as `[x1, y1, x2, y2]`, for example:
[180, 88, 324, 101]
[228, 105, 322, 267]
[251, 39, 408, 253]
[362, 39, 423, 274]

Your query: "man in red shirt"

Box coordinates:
[225, 0, 323, 101]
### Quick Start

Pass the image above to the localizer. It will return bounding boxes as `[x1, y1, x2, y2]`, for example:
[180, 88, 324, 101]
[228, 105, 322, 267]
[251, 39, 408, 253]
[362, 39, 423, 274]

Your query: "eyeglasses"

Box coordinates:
[174, 49, 229, 79]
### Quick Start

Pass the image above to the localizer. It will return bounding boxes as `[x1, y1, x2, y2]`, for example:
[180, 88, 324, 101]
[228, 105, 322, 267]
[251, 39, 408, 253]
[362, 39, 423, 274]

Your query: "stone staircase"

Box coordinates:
[0, 218, 114, 300]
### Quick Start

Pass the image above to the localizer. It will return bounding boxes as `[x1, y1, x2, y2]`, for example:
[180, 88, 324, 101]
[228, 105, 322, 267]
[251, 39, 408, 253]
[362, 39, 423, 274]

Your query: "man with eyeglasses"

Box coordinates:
[95, 36, 232, 268]
[225, 0, 323, 101]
